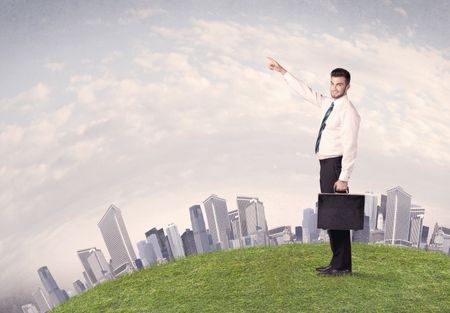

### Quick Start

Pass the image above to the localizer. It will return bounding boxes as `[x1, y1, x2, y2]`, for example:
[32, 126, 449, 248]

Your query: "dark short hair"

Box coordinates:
[331, 68, 351, 84]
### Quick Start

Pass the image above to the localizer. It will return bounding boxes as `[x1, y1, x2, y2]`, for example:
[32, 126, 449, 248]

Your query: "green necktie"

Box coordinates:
[315, 102, 334, 154]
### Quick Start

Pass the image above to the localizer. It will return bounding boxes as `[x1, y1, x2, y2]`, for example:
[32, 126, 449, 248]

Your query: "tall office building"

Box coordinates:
[136, 240, 157, 266]
[245, 198, 268, 237]
[37, 266, 68, 307]
[228, 210, 241, 248]
[352, 216, 370, 243]
[204, 194, 232, 250]
[32, 287, 52, 313]
[181, 228, 197, 256]
[189, 205, 210, 254]
[228, 210, 241, 240]
[73, 280, 86, 294]
[21, 304, 39, 313]
[409, 205, 425, 248]
[78, 248, 112, 285]
[206, 229, 215, 251]
[98, 204, 136, 276]
[302, 208, 318, 243]
[236, 196, 268, 246]
[82, 271, 93, 289]
[166, 223, 186, 259]
[421, 225, 430, 247]
[376, 194, 387, 230]
[236, 196, 252, 238]
[77, 248, 99, 286]
[364, 192, 378, 230]
[147, 233, 164, 261]
[295, 226, 303, 243]
[98, 204, 137, 275]
[86, 248, 113, 283]
[145, 228, 174, 261]
[384, 186, 412, 246]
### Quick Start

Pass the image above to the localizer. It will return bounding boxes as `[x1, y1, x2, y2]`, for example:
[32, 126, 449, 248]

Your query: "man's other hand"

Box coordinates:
[267, 57, 287, 75]
[334, 180, 348, 192]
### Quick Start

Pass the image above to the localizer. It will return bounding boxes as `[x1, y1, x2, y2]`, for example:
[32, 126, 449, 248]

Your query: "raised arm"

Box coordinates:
[267, 57, 326, 109]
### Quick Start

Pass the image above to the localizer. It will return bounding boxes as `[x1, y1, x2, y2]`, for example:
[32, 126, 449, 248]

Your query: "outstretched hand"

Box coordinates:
[267, 57, 287, 75]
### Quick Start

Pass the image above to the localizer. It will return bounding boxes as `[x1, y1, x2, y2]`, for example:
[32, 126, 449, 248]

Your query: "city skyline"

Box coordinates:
[1, 0, 449, 306]
[25, 186, 449, 310]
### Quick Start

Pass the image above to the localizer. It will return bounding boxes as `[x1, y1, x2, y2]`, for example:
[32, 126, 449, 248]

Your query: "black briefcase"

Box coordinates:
[317, 192, 365, 230]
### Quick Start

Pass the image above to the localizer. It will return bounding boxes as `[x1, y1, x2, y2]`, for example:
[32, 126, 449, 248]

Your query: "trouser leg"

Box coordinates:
[319, 156, 352, 270]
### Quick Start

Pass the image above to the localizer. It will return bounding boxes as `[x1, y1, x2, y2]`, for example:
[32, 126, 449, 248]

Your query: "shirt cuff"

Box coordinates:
[339, 170, 350, 182]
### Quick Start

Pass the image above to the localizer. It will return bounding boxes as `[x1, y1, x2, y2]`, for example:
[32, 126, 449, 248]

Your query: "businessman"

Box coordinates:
[267, 57, 360, 276]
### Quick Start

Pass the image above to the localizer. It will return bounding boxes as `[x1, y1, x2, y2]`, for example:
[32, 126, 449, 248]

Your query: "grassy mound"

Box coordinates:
[52, 244, 450, 313]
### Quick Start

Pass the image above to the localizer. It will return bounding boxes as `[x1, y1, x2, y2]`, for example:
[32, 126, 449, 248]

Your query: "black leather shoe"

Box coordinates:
[317, 268, 352, 276]
[315, 265, 332, 272]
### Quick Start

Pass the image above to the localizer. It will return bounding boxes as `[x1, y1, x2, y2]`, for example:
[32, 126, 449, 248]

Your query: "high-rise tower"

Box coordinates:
[98, 204, 137, 275]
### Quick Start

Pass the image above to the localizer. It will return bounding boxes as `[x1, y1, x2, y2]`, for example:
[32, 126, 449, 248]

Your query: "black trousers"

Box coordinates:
[319, 156, 352, 271]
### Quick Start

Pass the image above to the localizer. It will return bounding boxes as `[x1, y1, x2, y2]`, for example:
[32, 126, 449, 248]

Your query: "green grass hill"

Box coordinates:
[52, 244, 450, 313]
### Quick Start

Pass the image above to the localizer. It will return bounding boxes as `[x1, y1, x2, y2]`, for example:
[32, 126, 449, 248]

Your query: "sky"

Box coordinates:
[1, 0, 449, 299]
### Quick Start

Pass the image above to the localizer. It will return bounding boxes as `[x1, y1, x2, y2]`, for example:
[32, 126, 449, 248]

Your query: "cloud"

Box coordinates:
[44, 62, 65, 72]
[394, 6, 408, 17]
[0, 83, 50, 113]
[118, 7, 167, 25]
[150, 19, 450, 165]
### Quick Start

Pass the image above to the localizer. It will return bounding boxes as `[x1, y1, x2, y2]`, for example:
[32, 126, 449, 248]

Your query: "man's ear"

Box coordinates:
[345, 84, 350, 92]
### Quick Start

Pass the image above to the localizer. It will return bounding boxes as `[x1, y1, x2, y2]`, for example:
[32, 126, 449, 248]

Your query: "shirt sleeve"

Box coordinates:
[283, 72, 326, 109]
[339, 104, 361, 182]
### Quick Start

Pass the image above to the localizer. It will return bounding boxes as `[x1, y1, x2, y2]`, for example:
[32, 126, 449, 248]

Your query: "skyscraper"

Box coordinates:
[295, 226, 303, 243]
[136, 240, 157, 266]
[37, 266, 68, 307]
[421, 225, 430, 248]
[86, 248, 113, 283]
[352, 216, 370, 243]
[181, 228, 197, 256]
[376, 194, 387, 230]
[364, 192, 378, 230]
[204, 194, 232, 249]
[98, 204, 137, 275]
[147, 233, 164, 261]
[409, 205, 425, 248]
[302, 208, 318, 243]
[228, 210, 241, 240]
[82, 271, 93, 289]
[145, 228, 173, 261]
[189, 205, 210, 254]
[237, 196, 252, 238]
[228, 209, 241, 248]
[77, 248, 98, 286]
[236, 196, 268, 246]
[32, 287, 52, 313]
[166, 223, 186, 259]
[384, 186, 412, 246]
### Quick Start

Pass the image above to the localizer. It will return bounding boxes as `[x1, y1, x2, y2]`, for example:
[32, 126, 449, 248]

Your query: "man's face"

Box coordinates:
[330, 76, 349, 99]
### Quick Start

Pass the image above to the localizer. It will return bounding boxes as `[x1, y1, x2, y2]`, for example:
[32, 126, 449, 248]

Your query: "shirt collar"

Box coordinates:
[332, 94, 348, 106]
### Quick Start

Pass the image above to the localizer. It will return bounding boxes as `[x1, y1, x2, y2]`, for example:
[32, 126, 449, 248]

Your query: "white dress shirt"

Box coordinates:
[283, 72, 361, 182]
